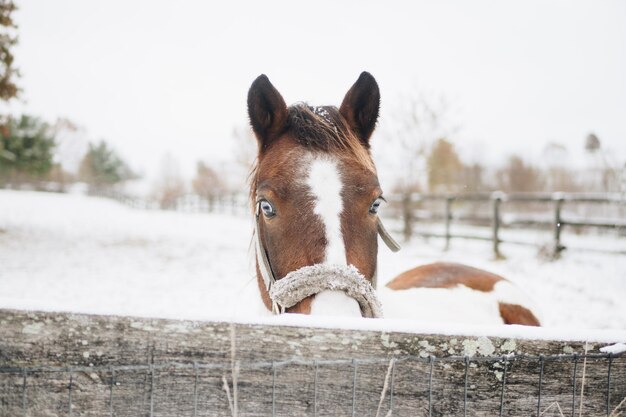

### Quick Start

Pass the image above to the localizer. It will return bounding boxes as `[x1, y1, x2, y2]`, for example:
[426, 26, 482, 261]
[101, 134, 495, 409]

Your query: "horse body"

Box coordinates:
[381, 263, 541, 325]
[246, 72, 540, 326]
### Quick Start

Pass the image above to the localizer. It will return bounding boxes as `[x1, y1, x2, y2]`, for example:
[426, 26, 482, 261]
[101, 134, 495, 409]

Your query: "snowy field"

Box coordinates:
[0, 190, 625, 334]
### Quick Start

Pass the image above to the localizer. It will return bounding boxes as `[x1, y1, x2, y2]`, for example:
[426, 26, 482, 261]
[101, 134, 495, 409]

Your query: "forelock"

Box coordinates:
[287, 104, 375, 172]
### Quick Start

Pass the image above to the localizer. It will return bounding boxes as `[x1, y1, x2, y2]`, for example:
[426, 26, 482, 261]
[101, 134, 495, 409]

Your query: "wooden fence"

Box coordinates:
[92, 190, 624, 258]
[0, 308, 624, 416]
[92, 190, 250, 216]
[392, 192, 626, 258]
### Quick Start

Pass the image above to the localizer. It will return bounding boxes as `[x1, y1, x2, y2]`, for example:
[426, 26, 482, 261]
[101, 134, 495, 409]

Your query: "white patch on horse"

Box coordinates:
[491, 280, 543, 322]
[310, 290, 362, 317]
[379, 280, 541, 325]
[379, 286, 505, 325]
[306, 157, 346, 265]
[305, 157, 361, 317]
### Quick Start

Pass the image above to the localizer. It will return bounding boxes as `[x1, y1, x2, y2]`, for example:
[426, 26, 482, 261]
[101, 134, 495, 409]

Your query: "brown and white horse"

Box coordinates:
[246, 72, 540, 326]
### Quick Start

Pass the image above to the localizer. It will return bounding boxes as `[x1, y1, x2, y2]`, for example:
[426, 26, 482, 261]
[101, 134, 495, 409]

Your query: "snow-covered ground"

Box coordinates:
[0, 190, 624, 334]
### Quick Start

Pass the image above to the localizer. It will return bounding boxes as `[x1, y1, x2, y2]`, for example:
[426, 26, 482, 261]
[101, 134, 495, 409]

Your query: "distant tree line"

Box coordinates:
[1, 1, 621, 208]
[423, 136, 620, 194]
[382, 94, 622, 196]
[0, 2, 135, 192]
[0, 117, 136, 191]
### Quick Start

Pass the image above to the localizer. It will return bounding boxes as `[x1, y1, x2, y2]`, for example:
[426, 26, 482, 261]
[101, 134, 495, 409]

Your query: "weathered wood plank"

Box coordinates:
[0, 308, 624, 416]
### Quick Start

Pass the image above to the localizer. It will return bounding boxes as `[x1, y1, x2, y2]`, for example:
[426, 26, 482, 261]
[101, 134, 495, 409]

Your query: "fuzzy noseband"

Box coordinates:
[268, 264, 383, 318]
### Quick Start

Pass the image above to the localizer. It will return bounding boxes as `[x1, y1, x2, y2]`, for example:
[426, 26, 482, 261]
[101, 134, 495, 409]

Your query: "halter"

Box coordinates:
[254, 201, 401, 316]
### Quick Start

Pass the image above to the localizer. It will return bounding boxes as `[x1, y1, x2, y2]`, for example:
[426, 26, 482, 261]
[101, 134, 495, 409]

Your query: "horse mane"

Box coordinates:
[248, 103, 376, 206]
[287, 104, 375, 172]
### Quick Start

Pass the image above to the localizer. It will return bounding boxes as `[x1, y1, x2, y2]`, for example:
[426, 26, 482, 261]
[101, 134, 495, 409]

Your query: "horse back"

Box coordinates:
[386, 262, 541, 326]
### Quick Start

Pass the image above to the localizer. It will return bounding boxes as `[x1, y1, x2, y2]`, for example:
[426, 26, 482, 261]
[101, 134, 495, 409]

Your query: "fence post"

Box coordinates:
[444, 197, 453, 251]
[402, 193, 414, 241]
[553, 196, 565, 258]
[492, 193, 503, 259]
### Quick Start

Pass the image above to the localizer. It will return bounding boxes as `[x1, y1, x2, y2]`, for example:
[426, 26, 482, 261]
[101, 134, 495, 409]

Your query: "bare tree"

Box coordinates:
[496, 155, 545, 193]
[375, 92, 459, 240]
[153, 153, 185, 210]
[231, 125, 257, 174]
[376, 92, 459, 194]
[585, 133, 600, 154]
[426, 138, 464, 192]
[542, 142, 580, 192]
[192, 161, 227, 209]
[583, 133, 622, 193]
[50, 118, 89, 175]
[459, 162, 487, 193]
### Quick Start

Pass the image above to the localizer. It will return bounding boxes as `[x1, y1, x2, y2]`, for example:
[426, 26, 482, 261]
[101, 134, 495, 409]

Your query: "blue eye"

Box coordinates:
[259, 200, 276, 217]
[369, 197, 383, 214]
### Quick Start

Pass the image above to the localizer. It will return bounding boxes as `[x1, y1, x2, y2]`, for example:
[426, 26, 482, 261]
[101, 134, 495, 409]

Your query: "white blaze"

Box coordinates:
[306, 157, 346, 265]
[306, 156, 361, 317]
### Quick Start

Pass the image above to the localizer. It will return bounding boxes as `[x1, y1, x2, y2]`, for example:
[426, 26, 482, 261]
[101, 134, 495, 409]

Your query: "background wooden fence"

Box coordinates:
[390, 192, 626, 258]
[1, 309, 625, 416]
[91, 189, 625, 258]
[92, 190, 250, 216]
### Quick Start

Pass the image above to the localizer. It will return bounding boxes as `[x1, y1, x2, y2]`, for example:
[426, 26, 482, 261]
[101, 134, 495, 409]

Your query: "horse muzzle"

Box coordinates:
[269, 264, 384, 319]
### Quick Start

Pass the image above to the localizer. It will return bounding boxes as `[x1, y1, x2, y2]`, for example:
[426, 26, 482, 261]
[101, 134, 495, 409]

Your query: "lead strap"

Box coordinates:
[254, 203, 281, 314]
[377, 218, 401, 252]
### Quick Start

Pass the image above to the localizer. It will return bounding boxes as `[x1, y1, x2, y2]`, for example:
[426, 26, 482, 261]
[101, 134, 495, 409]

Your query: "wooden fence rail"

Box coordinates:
[392, 192, 625, 258]
[0, 309, 625, 416]
[90, 190, 624, 258]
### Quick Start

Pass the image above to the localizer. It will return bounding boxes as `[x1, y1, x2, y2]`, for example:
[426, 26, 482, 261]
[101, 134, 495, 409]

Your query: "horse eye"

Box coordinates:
[369, 198, 383, 214]
[260, 200, 276, 217]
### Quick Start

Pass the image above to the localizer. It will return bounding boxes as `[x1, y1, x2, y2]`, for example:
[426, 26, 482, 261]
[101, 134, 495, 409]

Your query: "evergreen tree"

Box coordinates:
[0, 115, 55, 183]
[78, 141, 133, 188]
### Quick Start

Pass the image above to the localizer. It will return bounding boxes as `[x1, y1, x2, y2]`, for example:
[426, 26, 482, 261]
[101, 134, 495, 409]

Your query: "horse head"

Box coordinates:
[247, 72, 398, 317]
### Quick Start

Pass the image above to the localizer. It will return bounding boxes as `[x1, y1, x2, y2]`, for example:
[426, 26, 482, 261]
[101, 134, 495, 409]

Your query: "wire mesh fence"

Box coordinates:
[0, 353, 624, 417]
[1, 309, 624, 416]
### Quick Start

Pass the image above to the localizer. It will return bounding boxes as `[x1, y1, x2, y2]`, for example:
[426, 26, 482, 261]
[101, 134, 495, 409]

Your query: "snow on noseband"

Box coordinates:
[269, 264, 384, 318]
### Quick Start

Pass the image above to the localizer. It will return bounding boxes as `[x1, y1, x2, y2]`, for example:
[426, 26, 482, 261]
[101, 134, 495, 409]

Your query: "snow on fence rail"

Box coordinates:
[393, 192, 626, 258]
[0, 309, 625, 416]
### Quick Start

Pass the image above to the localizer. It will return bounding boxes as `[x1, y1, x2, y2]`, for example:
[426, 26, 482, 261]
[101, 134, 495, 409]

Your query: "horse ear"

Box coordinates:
[247, 74, 288, 149]
[339, 72, 380, 145]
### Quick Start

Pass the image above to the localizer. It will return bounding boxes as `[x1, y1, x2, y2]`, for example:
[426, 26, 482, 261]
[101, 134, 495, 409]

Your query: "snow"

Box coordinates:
[1, 190, 625, 341]
[377, 221, 626, 330]
[233, 314, 626, 345]
[0, 190, 255, 319]
[600, 343, 626, 355]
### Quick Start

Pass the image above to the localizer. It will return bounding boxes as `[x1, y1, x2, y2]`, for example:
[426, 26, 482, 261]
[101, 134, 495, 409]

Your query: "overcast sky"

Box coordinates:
[8, 0, 626, 181]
